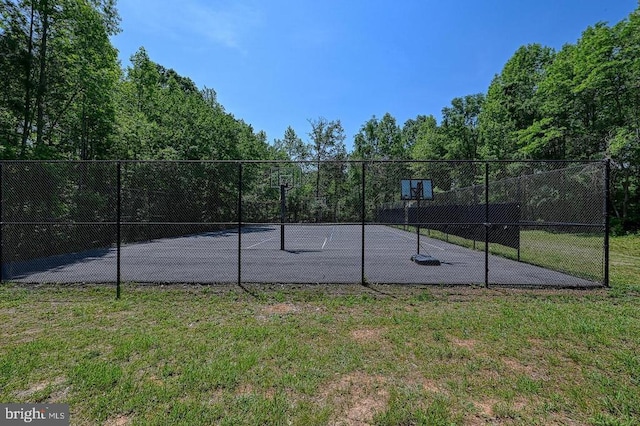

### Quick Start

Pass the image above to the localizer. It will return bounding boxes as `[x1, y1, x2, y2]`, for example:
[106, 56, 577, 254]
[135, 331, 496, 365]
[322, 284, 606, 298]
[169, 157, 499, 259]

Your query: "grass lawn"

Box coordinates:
[1, 235, 639, 425]
[420, 228, 608, 283]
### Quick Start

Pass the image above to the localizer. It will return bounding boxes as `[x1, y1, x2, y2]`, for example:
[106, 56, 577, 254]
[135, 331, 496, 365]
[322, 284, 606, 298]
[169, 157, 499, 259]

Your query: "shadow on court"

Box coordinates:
[3, 224, 600, 288]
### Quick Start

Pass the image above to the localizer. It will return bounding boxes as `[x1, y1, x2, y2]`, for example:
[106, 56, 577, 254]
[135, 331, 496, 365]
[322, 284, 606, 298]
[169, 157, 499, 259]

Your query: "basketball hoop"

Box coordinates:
[270, 167, 300, 191]
[401, 179, 434, 200]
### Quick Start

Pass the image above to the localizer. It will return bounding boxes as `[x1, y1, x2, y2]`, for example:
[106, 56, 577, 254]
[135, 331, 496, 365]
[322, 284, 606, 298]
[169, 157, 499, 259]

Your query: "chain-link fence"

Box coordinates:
[1, 160, 609, 294]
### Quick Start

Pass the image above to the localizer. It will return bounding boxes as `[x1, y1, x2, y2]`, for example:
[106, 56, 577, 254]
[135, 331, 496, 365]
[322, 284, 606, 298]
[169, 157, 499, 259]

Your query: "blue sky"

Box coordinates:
[111, 0, 638, 151]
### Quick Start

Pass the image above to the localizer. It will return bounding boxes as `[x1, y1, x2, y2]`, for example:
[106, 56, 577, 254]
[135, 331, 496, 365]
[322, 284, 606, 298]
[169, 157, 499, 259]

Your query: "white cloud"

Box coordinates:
[183, 1, 262, 50]
[123, 0, 263, 52]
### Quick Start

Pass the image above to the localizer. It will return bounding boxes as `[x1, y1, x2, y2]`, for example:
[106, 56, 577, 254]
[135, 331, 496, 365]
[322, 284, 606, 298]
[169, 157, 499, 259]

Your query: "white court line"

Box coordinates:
[132, 246, 408, 251]
[321, 226, 335, 250]
[245, 237, 277, 249]
[384, 227, 446, 251]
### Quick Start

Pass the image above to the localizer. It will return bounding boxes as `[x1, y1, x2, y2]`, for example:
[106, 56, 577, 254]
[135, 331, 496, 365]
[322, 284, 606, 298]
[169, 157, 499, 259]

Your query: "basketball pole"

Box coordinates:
[416, 180, 423, 255]
[280, 182, 286, 251]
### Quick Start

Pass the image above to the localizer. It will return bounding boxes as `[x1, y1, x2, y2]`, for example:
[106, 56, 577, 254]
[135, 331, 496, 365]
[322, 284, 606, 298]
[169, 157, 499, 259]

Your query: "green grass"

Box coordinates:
[0, 235, 639, 425]
[609, 233, 640, 292]
[421, 228, 623, 284]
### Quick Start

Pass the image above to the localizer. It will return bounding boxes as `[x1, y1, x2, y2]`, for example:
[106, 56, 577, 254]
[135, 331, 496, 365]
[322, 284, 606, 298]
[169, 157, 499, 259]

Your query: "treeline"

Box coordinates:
[276, 8, 640, 232]
[0, 0, 270, 161]
[0, 1, 638, 232]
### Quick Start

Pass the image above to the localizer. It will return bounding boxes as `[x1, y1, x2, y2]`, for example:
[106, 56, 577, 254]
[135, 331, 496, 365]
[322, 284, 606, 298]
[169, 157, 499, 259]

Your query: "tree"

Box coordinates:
[0, 0, 29, 157]
[353, 113, 408, 209]
[569, 23, 622, 158]
[64, 0, 121, 159]
[441, 94, 484, 160]
[0, 0, 120, 159]
[408, 115, 453, 191]
[607, 127, 640, 231]
[607, 9, 640, 231]
[353, 113, 404, 160]
[112, 47, 271, 161]
[409, 115, 444, 160]
[308, 117, 346, 196]
[517, 44, 575, 159]
[478, 44, 555, 159]
[273, 126, 310, 161]
[401, 115, 431, 154]
[308, 117, 347, 221]
[519, 23, 629, 160]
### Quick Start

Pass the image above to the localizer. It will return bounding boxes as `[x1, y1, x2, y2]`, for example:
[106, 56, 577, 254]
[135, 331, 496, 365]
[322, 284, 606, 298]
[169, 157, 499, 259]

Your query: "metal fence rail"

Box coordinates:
[0, 160, 609, 296]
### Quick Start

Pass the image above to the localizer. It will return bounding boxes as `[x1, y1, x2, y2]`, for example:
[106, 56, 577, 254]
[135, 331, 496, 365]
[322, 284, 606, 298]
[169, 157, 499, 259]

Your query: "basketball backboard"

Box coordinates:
[270, 167, 301, 189]
[401, 179, 434, 200]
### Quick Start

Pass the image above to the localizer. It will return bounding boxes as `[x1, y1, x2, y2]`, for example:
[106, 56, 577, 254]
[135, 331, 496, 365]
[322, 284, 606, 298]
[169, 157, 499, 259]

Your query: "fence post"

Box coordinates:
[517, 175, 522, 262]
[361, 162, 366, 285]
[116, 161, 121, 299]
[484, 162, 490, 288]
[0, 162, 3, 284]
[280, 183, 286, 251]
[604, 159, 610, 287]
[237, 162, 243, 287]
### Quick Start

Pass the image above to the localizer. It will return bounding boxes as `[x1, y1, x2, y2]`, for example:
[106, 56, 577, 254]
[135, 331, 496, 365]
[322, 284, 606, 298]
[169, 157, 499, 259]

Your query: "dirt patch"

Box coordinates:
[236, 383, 277, 400]
[0, 307, 17, 315]
[350, 328, 385, 344]
[475, 398, 497, 417]
[450, 337, 477, 350]
[262, 303, 298, 315]
[403, 370, 449, 396]
[503, 358, 532, 374]
[465, 398, 498, 425]
[512, 397, 529, 411]
[321, 372, 389, 426]
[236, 383, 255, 396]
[502, 357, 549, 381]
[103, 415, 131, 426]
[15, 377, 65, 399]
[9, 327, 46, 344]
[256, 303, 301, 321]
[47, 385, 70, 403]
[421, 378, 445, 394]
[206, 389, 225, 405]
[343, 393, 388, 426]
[469, 397, 537, 424]
[148, 375, 164, 386]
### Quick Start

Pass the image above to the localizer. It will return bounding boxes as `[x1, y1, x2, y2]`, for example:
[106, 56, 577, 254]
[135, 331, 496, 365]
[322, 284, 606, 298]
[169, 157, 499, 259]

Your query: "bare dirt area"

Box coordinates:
[320, 372, 389, 426]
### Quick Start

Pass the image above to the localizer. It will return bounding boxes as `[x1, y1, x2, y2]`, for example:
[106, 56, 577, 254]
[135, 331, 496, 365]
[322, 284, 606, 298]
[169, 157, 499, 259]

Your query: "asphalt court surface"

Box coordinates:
[5, 224, 599, 287]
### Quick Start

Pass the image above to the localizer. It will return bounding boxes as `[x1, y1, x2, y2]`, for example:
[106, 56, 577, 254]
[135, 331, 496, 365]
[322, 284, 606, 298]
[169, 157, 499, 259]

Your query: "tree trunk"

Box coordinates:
[35, 0, 49, 148]
[622, 172, 629, 222]
[20, 2, 36, 157]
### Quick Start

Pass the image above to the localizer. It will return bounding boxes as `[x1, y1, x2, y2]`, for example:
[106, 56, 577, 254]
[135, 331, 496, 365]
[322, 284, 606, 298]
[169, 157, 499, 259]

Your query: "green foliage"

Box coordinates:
[478, 44, 555, 159]
[441, 93, 485, 160]
[1, 1, 638, 229]
[353, 113, 406, 160]
[111, 47, 270, 161]
[273, 126, 310, 161]
[0, 3, 270, 162]
[306, 117, 348, 221]
[404, 6, 640, 230]
[0, 0, 121, 159]
[352, 114, 410, 211]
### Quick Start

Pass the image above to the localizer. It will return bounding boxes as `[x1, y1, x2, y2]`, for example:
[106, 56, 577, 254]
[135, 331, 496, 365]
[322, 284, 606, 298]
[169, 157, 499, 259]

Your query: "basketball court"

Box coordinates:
[4, 224, 599, 287]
